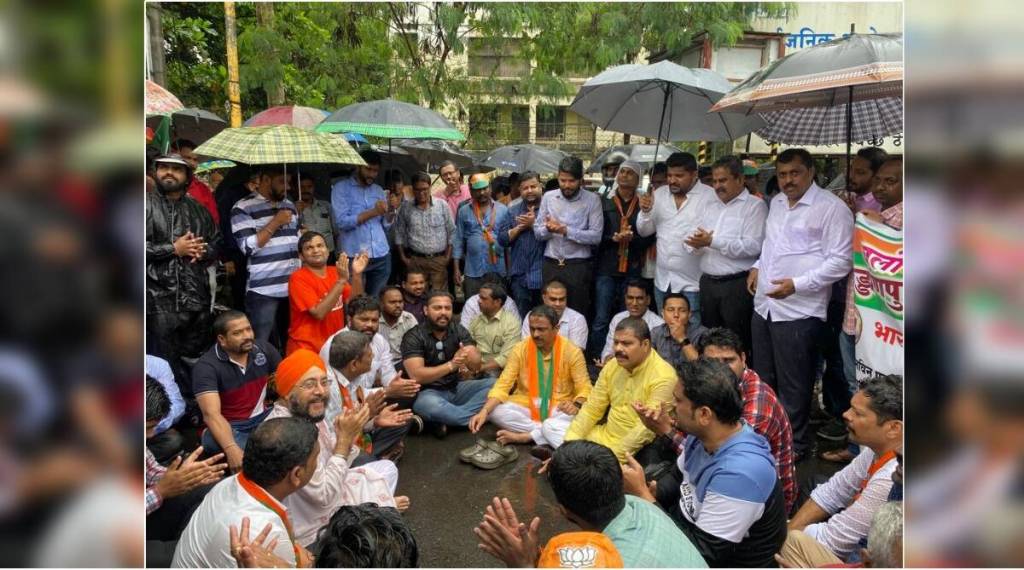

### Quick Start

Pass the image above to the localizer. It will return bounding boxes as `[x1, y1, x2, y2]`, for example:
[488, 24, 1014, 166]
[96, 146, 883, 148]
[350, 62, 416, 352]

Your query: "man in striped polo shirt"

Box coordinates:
[231, 164, 301, 348]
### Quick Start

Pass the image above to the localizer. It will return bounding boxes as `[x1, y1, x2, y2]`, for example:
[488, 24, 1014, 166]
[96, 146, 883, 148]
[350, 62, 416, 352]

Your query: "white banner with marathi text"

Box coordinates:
[852, 213, 903, 380]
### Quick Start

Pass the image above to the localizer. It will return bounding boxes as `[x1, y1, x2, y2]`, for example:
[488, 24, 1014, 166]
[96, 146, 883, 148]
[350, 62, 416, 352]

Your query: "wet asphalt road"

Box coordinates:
[395, 422, 842, 567]
[396, 424, 576, 568]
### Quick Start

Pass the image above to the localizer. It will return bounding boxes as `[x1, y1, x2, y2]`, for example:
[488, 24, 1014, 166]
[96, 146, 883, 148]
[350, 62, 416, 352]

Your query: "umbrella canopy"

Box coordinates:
[368, 144, 424, 179]
[317, 99, 464, 141]
[586, 144, 684, 173]
[244, 105, 329, 130]
[194, 125, 366, 166]
[343, 132, 368, 144]
[145, 79, 184, 116]
[478, 144, 569, 174]
[396, 139, 475, 172]
[570, 61, 765, 143]
[145, 108, 228, 146]
[710, 33, 903, 146]
[195, 160, 237, 175]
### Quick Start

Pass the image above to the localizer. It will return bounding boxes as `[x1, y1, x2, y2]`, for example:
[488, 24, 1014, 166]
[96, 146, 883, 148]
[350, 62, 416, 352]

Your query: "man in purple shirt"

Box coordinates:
[534, 156, 604, 318]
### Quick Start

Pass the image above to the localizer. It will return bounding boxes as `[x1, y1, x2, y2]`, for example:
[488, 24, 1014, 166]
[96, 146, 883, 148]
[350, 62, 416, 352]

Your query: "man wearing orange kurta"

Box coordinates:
[468, 305, 591, 452]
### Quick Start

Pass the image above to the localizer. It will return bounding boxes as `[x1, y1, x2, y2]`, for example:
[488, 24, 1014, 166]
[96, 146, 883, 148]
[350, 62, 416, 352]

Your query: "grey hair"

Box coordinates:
[866, 501, 902, 568]
[328, 330, 371, 370]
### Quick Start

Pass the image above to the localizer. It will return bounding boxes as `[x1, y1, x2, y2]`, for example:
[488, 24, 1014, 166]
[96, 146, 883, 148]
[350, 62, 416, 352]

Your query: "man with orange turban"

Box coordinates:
[266, 348, 409, 548]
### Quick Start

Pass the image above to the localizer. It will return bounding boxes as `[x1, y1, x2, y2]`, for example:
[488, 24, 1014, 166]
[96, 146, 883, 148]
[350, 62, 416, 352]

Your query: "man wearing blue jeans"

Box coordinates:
[191, 310, 280, 474]
[332, 149, 399, 298]
[402, 290, 491, 438]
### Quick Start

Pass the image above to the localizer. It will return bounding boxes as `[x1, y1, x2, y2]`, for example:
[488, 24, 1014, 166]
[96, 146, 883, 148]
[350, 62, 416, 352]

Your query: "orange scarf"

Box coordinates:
[525, 335, 562, 421]
[237, 472, 302, 563]
[473, 200, 499, 264]
[337, 381, 372, 455]
[852, 449, 897, 502]
[613, 193, 639, 273]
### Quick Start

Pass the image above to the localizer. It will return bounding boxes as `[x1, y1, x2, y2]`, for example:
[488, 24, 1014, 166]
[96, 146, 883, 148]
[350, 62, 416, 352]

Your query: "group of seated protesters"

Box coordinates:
[147, 287, 902, 568]
[146, 145, 904, 567]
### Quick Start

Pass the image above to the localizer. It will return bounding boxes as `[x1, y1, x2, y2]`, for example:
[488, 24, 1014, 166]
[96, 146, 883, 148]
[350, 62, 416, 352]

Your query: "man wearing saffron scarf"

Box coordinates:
[265, 348, 407, 548]
[453, 174, 509, 298]
[171, 416, 318, 568]
[468, 305, 591, 459]
[590, 160, 655, 362]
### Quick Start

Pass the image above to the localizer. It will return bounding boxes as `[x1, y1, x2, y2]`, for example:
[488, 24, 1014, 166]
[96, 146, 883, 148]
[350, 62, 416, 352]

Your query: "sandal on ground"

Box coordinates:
[818, 448, 856, 464]
[459, 439, 489, 463]
[470, 440, 519, 470]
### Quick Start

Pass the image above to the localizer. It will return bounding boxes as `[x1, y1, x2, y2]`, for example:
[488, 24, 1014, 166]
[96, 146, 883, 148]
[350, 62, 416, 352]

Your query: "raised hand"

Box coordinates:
[352, 252, 370, 275]
[374, 199, 389, 216]
[474, 497, 541, 569]
[230, 517, 289, 568]
[685, 227, 713, 249]
[384, 374, 421, 399]
[639, 192, 654, 212]
[335, 253, 350, 281]
[334, 404, 371, 443]
[631, 401, 674, 437]
[374, 403, 413, 428]
[363, 389, 387, 417]
[155, 446, 227, 499]
[272, 209, 294, 227]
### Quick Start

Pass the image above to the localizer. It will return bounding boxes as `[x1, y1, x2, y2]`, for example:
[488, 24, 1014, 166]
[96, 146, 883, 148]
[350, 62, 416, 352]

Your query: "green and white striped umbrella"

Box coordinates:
[194, 125, 366, 166]
[317, 99, 464, 141]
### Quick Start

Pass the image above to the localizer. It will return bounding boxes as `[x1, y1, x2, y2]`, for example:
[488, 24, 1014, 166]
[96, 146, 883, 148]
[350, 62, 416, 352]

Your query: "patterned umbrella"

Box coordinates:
[195, 160, 237, 174]
[244, 105, 329, 130]
[709, 33, 903, 146]
[193, 125, 366, 166]
[317, 99, 464, 141]
[145, 79, 184, 116]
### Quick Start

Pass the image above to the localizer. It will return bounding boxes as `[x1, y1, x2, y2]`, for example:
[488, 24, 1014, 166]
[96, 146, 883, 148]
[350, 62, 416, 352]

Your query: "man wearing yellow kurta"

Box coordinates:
[564, 316, 677, 462]
[469, 305, 591, 449]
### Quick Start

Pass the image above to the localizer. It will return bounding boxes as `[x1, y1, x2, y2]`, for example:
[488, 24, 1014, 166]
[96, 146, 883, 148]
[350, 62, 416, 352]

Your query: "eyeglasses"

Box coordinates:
[297, 377, 331, 391]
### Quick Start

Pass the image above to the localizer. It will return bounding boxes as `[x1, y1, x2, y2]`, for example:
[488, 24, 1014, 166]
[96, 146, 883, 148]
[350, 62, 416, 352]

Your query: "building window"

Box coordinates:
[468, 38, 530, 78]
[536, 106, 566, 140]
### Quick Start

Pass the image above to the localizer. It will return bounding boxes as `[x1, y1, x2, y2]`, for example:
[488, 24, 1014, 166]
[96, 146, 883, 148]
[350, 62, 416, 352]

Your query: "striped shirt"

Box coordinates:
[231, 192, 300, 298]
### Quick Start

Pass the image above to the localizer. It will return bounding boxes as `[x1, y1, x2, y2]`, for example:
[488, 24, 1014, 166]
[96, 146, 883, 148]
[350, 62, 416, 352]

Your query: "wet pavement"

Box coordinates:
[396, 424, 575, 568]
[395, 422, 843, 567]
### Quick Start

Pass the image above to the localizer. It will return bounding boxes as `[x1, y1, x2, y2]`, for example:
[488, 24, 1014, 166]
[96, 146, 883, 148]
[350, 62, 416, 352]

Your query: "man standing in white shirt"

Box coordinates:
[746, 148, 853, 458]
[636, 152, 713, 328]
[519, 279, 588, 351]
[685, 155, 767, 359]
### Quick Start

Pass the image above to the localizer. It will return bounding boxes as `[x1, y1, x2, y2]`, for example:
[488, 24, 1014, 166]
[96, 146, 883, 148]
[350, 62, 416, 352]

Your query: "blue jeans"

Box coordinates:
[361, 252, 392, 299]
[412, 377, 496, 426]
[654, 288, 701, 330]
[200, 408, 272, 453]
[510, 278, 541, 318]
[245, 291, 287, 346]
[590, 274, 628, 358]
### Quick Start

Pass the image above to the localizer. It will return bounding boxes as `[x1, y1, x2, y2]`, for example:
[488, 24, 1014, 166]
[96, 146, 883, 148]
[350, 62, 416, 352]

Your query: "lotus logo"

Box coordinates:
[557, 546, 598, 568]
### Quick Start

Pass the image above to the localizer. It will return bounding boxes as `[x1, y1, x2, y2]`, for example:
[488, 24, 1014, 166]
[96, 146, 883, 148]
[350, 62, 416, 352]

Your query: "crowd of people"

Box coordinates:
[145, 139, 904, 567]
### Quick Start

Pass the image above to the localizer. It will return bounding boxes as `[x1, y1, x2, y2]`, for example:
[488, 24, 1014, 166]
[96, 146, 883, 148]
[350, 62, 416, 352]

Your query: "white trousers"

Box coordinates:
[489, 403, 574, 448]
[363, 459, 399, 494]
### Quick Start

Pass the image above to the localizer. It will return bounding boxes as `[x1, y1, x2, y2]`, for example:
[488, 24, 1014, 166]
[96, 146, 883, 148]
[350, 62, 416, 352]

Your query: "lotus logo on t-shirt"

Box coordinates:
[557, 546, 598, 568]
[254, 351, 267, 367]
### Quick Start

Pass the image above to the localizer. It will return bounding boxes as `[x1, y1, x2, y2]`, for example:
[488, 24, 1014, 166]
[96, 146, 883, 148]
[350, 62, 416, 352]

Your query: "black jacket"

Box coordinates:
[146, 189, 221, 313]
[596, 192, 654, 277]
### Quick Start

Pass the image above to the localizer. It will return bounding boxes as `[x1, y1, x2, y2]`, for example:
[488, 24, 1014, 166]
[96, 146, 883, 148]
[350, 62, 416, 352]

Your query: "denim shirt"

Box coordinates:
[331, 176, 392, 258]
[453, 200, 508, 278]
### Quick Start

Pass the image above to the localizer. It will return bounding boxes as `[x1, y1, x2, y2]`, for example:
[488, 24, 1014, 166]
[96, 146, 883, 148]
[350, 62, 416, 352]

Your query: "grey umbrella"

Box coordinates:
[586, 144, 684, 173]
[395, 139, 475, 173]
[570, 61, 765, 153]
[316, 99, 464, 140]
[478, 144, 570, 174]
[145, 108, 227, 146]
[710, 33, 903, 176]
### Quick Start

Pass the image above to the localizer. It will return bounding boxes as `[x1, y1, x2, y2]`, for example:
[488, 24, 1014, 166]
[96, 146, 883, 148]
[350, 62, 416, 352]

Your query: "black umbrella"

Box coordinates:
[478, 144, 570, 174]
[395, 139, 475, 173]
[145, 108, 227, 146]
[586, 144, 685, 173]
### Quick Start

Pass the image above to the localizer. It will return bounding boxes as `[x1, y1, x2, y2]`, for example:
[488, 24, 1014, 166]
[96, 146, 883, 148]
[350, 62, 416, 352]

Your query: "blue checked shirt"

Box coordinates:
[497, 200, 543, 289]
[453, 200, 508, 278]
[331, 175, 393, 258]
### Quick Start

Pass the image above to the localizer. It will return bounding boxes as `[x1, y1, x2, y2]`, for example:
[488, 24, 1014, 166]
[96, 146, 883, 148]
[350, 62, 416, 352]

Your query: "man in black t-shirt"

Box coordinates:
[401, 290, 488, 437]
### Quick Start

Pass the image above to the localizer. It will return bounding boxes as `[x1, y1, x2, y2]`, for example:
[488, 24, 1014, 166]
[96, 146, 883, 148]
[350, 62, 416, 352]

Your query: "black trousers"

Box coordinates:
[699, 272, 754, 362]
[821, 279, 852, 418]
[542, 257, 594, 319]
[146, 482, 216, 542]
[147, 309, 214, 398]
[751, 311, 824, 456]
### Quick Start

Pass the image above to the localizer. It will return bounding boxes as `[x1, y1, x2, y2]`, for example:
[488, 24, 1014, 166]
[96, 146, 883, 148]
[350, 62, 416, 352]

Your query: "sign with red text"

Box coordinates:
[852, 213, 903, 380]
